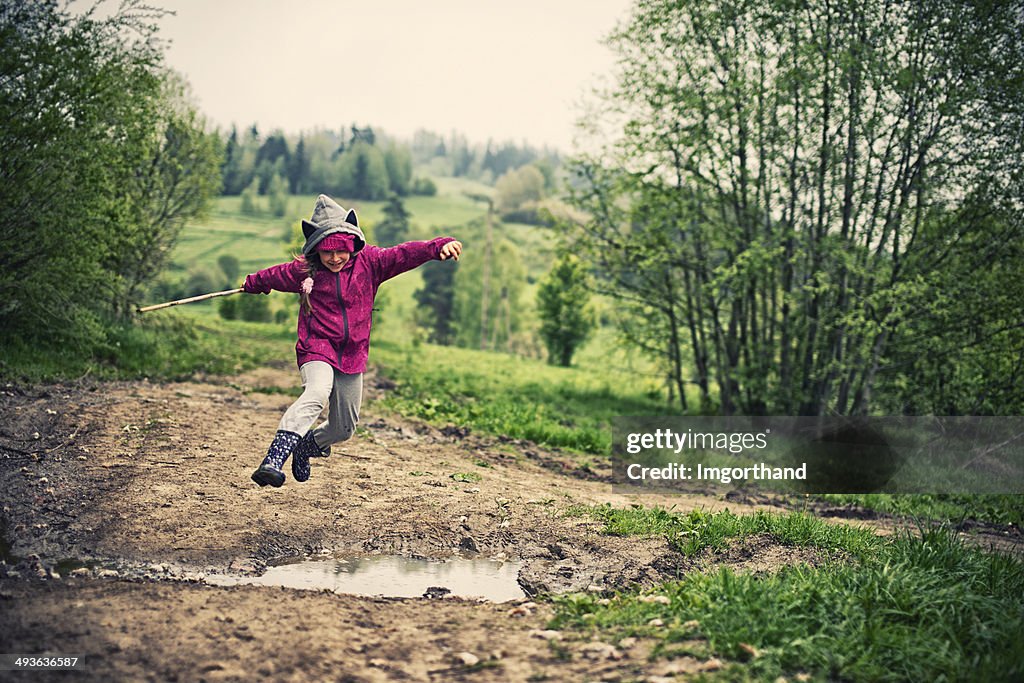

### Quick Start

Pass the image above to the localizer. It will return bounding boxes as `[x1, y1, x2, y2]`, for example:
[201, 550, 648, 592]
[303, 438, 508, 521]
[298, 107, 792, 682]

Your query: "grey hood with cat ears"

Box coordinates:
[300, 194, 366, 256]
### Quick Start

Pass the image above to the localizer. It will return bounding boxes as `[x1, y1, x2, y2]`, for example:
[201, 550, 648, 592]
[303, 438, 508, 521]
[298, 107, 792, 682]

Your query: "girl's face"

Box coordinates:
[318, 249, 351, 273]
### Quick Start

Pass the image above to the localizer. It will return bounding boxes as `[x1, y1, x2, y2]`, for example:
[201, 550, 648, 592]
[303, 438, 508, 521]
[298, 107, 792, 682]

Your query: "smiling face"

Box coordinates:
[318, 249, 351, 273]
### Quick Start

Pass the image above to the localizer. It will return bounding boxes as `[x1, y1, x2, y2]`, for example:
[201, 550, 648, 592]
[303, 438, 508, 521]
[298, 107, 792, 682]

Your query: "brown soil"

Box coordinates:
[0, 366, 1017, 681]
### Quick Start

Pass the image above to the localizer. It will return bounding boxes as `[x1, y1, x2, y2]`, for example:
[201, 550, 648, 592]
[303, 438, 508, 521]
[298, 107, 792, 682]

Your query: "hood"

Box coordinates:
[301, 194, 366, 256]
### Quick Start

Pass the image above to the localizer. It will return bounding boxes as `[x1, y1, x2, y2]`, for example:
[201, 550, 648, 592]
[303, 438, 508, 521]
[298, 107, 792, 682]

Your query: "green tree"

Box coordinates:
[0, 0, 221, 344]
[383, 143, 412, 196]
[411, 177, 438, 196]
[495, 165, 545, 213]
[532, 159, 556, 193]
[413, 260, 458, 345]
[222, 124, 260, 196]
[303, 131, 342, 193]
[375, 195, 411, 247]
[238, 294, 272, 322]
[338, 141, 389, 199]
[267, 173, 289, 218]
[218, 297, 239, 320]
[256, 132, 289, 168]
[288, 135, 309, 194]
[566, 0, 1024, 415]
[875, 209, 1024, 415]
[115, 74, 222, 313]
[453, 219, 526, 351]
[221, 126, 244, 194]
[537, 254, 595, 366]
[240, 178, 261, 216]
[184, 266, 219, 298]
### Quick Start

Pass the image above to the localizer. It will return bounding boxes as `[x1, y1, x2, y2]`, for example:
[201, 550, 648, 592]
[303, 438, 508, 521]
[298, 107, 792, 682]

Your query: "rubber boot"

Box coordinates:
[305, 425, 330, 457]
[251, 430, 300, 487]
[291, 430, 326, 482]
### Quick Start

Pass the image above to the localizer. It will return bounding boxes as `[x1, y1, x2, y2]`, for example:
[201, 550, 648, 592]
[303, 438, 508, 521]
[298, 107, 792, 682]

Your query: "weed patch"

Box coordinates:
[569, 505, 880, 557]
[552, 510, 1024, 682]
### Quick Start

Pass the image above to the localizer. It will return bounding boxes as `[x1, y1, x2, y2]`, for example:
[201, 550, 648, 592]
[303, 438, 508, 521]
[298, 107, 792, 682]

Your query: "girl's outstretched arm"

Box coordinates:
[242, 258, 307, 294]
[372, 237, 460, 283]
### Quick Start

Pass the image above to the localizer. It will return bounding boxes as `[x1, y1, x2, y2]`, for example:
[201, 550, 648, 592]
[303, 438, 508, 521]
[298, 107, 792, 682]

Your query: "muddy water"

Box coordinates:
[207, 555, 527, 602]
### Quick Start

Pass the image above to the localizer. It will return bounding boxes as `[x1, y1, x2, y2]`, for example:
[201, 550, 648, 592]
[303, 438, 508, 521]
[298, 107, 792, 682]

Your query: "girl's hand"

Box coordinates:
[440, 240, 463, 261]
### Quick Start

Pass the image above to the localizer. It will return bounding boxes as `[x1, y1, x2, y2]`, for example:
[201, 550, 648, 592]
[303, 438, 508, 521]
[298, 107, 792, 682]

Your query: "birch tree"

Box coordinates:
[567, 0, 1024, 415]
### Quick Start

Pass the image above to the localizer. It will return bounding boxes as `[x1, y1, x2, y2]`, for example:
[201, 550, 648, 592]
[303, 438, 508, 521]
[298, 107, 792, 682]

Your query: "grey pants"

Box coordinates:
[278, 361, 362, 450]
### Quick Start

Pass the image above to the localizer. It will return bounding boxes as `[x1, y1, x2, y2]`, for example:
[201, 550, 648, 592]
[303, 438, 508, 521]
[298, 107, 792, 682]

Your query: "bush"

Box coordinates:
[237, 294, 272, 322]
[218, 297, 238, 320]
[499, 205, 553, 226]
[184, 267, 219, 297]
[147, 276, 186, 306]
[0, 311, 290, 383]
[410, 177, 437, 196]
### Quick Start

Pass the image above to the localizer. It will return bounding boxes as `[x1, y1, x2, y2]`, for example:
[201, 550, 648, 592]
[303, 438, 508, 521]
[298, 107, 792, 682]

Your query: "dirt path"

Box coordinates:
[0, 367, 1017, 681]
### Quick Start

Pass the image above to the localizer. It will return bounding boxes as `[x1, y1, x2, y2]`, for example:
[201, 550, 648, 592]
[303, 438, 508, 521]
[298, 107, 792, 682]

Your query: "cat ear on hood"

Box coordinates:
[345, 209, 358, 228]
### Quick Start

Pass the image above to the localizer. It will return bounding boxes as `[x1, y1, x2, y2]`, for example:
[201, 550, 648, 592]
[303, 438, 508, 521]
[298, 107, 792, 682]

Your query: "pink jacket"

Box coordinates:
[243, 237, 455, 373]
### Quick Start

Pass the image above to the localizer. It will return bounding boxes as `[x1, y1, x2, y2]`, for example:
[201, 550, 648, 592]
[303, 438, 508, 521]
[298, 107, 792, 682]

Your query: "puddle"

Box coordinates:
[207, 555, 526, 602]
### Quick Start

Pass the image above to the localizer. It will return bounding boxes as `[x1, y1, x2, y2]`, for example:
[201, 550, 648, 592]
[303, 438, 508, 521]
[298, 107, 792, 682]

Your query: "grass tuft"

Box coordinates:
[570, 505, 880, 557]
[552, 509, 1024, 682]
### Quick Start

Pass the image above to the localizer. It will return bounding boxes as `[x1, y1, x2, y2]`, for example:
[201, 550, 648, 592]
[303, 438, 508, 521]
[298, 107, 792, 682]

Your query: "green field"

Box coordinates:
[165, 179, 549, 322]
[169, 196, 294, 275]
[171, 178, 494, 274]
[371, 337, 667, 453]
[164, 179, 642, 379]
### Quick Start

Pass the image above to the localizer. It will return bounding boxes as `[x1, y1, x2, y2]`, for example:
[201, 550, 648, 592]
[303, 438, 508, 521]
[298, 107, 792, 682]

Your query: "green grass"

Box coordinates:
[170, 195, 298, 274]
[165, 187, 494, 326]
[567, 505, 880, 557]
[172, 187, 490, 275]
[369, 338, 667, 453]
[0, 309, 293, 383]
[552, 508, 1024, 682]
[818, 493, 1024, 527]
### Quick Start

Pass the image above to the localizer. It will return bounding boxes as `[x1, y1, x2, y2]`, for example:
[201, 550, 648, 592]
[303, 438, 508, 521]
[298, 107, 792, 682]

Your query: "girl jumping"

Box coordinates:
[242, 193, 462, 487]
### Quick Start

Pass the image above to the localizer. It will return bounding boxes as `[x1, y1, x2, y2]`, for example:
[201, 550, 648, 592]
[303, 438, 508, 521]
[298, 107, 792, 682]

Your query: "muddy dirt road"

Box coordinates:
[1, 366, 1014, 681]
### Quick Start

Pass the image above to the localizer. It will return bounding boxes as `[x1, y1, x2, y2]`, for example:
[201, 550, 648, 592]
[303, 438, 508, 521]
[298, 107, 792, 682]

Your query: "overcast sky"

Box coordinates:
[151, 0, 634, 151]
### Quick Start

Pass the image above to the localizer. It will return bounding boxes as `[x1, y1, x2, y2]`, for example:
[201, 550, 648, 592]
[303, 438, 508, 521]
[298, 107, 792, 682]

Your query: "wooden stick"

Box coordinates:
[137, 287, 244, 313]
